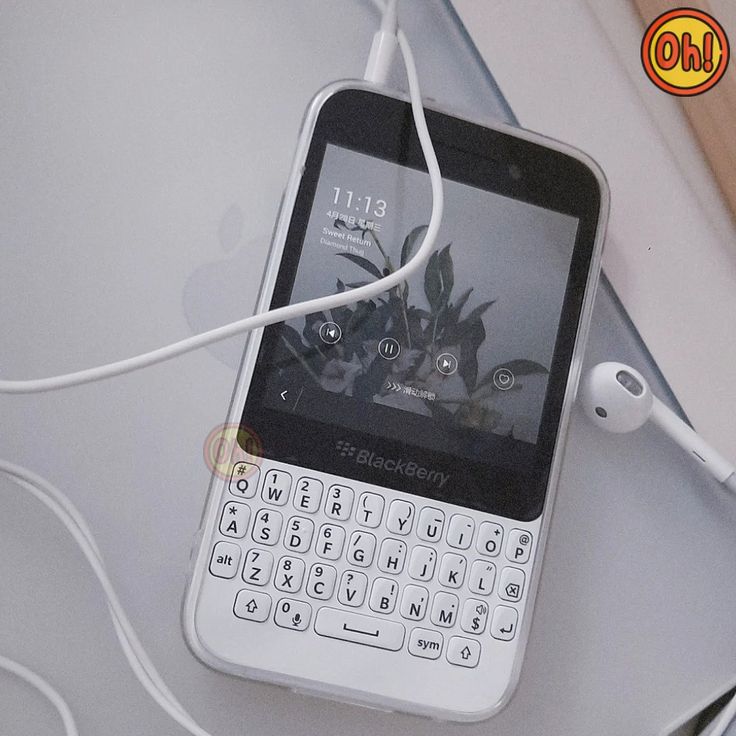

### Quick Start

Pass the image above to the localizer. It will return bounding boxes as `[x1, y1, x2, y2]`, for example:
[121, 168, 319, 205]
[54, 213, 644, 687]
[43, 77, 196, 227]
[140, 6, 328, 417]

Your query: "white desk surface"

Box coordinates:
[1, 2, 735, 735]
[453, 0, 736, 464]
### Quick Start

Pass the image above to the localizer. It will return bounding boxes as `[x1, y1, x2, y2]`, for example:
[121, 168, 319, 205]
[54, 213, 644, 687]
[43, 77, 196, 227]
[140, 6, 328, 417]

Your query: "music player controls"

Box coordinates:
[492, 368, 515, 391]
[378, 337, 401, 360]
[319, 322, 342, 345]
[435, 353, 458, 376]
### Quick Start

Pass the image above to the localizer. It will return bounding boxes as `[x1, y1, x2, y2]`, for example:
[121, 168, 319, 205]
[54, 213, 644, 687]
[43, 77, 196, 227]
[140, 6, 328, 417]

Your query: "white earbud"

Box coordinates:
[580, 362, 735, 490]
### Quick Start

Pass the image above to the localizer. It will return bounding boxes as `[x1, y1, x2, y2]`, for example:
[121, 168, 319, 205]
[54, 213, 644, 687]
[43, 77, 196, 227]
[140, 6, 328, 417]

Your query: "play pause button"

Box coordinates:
[436, 352, 458, 376]
[378, 337, 401, 360]
[319, 321, 342, 345]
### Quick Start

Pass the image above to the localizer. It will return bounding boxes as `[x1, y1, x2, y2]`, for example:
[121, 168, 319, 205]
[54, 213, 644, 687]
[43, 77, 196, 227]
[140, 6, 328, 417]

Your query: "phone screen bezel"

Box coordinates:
[238, 88, 602, 522]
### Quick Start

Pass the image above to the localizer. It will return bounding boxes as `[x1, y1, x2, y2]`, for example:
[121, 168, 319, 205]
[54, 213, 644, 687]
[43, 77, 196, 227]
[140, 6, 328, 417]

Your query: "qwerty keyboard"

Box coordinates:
[204, 459, 536, 669]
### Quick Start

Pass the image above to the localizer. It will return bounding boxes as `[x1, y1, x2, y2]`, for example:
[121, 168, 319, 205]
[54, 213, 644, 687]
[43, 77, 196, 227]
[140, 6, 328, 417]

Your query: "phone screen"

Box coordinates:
[240, 89, 601, 520]
[262, 143, 578, 453]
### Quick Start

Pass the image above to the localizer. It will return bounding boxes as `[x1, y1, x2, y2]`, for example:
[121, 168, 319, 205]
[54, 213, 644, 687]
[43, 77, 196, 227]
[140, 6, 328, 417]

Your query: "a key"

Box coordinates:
[490, 605, 519, 641]
[467, 560, 496, 596]
[505, 529, 533, 564]
[209, 541, 241, 579]
[306, 563, 337, 600]
[399, 584, 429, 621]
[356, 492, 384, 528]
[251, 508, 283, 546]
[315, 523, 346, 560]
[408, 628, 443, 659]
[283, 516, 314, 553]
[446, 514, 474, 549]
[369, 577, 399, 614]
[430, 591, 459, 628]
[337, 570, 368, 607]
[498, 567, 525, 603]
[233, 589, 271, 622]
[417, 506, 445, 542]
[438, 552, 467, 588]
[385, 499, 414, 535]
[292, 476, 324, 514]
[229, 463, 260, 499]
[324, 484, 354, 521]
[314, 607, 405, 651]
[476, 521, 504, 557]
[219, 502, 250, 539]
[377, 538, 407, 574]
[260, 468, 292, 506]
[446, 636, 481, 668]
[274, 598, 312, 631]
[407, 545, 437, 582]
[460, 598, 489, 635]
[273, 556, 306, 593]
[242, 548, 274, 586]
[346, 530, 376, 567]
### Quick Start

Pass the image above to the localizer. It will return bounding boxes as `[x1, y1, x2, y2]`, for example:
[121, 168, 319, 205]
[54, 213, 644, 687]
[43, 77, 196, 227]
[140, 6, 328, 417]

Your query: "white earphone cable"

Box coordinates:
[0, 654, 79, 736]
[0, 6, 442, 733]
[0, 9, 436, 397]
[705, 692, 736, 736]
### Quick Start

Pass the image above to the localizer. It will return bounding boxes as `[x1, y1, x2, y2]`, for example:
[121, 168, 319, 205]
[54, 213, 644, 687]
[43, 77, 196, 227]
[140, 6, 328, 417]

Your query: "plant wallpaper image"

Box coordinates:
[274, 222, 549, 440]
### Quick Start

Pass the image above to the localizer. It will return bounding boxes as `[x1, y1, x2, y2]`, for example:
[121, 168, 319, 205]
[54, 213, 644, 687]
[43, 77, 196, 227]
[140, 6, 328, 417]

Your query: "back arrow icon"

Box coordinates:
[280, 390, 288, 401]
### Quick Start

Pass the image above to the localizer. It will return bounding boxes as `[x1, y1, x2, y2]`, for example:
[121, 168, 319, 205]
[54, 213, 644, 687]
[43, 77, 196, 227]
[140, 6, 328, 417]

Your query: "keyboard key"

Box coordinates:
[417, 506, 445, 542]
[219, 501, 250, 539]
[399, 585, 429, 621]
[292, 476, 323, 514]
[430, 591, 459, 628]
[468, 560, 496, 596]
[446, 636, 481, 668]
[356, 492, 385, 528]
[260, 468, 292, 506]
[283, 516, 314, 553]
[446, 514, 474, 549]
[306, 563, 337, 600]
[369, 577, 399, 614]
[314, 607, 405, 651]
[315, 524, 346, 560]
[377, 538, 407, 574]
[460, 598, 489, 635]
[337, 570, 368, 607]
[385, 500, 415, 535]
[273, 556, 305, 593]
[209, 541, 241, 579]
[233, 589, 271, 622]
[505, 529, 533, 564]
[498, 567, 525, 603]
[438, 552, 467, 588]
[476, 521, 504, 557]
[346, 530, 376, 567]
[229, 462, 260, 499]
[251, 508, 283, 546]
[324, 484, 354, 521]
[407, 545, 437, 582]
[490, 605, 519, 641]
[408, 627, 443, 659]
[242, 548, 274, 586]
[274, 598, 312, 631]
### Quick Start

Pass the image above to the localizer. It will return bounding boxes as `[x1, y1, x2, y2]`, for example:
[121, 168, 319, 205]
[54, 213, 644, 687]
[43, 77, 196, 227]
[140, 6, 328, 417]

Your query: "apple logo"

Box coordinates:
[182, 203, 270, 372]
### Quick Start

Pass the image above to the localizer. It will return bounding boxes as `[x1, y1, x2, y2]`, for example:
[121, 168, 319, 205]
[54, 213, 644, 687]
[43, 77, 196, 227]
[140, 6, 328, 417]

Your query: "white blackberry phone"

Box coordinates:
[183, 81, 608, 721]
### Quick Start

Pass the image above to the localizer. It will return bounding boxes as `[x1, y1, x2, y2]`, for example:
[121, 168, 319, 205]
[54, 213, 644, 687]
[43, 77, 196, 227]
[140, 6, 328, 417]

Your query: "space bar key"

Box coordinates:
[315, 608, 405, 651]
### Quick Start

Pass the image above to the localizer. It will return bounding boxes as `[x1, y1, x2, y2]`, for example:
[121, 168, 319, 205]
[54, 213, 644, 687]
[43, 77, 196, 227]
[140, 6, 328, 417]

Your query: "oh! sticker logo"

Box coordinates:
[203, 422, 263, 480]
[641, 8, 730, 96]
